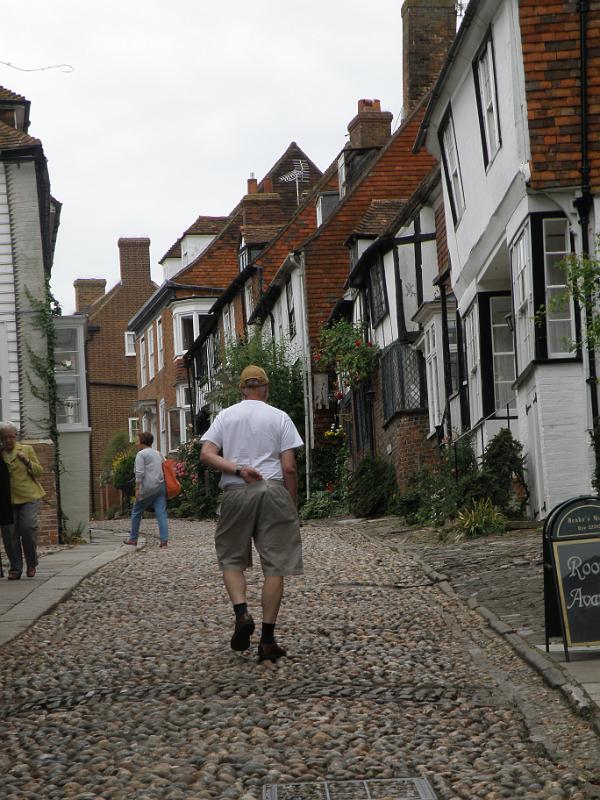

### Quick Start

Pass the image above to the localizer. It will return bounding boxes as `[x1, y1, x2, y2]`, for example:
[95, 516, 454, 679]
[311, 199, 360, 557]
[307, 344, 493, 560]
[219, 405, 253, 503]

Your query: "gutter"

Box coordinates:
[573, 1, 600, 474]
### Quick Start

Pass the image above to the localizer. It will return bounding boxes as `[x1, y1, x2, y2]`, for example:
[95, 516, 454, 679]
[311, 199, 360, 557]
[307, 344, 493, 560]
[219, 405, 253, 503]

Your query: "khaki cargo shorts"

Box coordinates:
[215, 479, 304, 577]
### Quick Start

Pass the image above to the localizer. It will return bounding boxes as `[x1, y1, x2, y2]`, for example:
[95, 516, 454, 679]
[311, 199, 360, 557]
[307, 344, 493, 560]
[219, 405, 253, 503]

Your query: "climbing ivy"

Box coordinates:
[24, 278, 65, 539]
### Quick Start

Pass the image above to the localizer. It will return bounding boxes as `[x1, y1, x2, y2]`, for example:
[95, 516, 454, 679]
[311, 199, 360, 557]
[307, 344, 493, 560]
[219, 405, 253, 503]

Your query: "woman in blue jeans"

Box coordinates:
[126, 431, 169, 548]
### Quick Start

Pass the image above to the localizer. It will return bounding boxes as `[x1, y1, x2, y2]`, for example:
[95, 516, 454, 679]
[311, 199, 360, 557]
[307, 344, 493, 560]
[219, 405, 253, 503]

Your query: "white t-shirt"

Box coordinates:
[200, 400, 304, 488]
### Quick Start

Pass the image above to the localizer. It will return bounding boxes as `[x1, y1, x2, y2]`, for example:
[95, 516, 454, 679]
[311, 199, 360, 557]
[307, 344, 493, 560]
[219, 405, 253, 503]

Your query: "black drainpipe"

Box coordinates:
[574, 0, 600, 474]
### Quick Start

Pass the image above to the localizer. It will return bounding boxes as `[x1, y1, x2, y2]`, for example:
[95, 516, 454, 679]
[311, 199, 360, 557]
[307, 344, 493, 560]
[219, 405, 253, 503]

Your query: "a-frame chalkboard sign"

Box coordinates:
[544, 495, 600, 662]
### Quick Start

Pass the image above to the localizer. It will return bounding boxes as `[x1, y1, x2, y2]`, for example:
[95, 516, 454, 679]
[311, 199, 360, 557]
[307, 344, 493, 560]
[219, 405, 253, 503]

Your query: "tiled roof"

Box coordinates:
[184, 215, 230, 236]
[0, 120, 40, 150]
[170, 143, 322, 288]
[519, 0, 595, 190]
[240, 224, 283, 245]
[353, 199, 406, 237]
[0, 86, 27, 103]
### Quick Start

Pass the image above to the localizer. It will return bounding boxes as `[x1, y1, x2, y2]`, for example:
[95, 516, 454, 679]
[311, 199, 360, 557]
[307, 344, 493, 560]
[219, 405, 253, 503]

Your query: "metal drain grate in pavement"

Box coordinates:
[263, 778, 437, 799]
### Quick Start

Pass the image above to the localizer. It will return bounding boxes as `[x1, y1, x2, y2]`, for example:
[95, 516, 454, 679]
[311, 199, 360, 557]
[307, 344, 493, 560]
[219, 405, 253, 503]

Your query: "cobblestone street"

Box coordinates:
[2, 519, 600, 800]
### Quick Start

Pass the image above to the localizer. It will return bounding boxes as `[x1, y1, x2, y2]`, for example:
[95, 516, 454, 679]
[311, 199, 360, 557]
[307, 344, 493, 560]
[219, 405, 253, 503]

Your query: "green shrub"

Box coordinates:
[347, 456, 397, 518]
[168, 436, 221, 518]
[479, 428, 528, 517]
[456, 498, 506, 539]
[299, 490, 346, 520]
[394, 429, 529, 527]
[100, 429, 132, 487]
[111, 448, 137, 489]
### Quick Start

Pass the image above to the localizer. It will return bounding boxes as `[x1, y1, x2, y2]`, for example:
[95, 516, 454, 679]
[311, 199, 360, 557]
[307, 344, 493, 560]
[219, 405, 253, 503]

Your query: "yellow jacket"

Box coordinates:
[2, 443, 46, 504]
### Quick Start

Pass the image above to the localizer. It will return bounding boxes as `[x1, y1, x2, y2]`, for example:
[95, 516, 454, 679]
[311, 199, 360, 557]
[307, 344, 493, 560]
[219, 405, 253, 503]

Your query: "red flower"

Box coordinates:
[355, 339, 362, 347]
[326, 481, 335, 493]
[334, 390, 343, 400]
[367, 341, 373, 347]
[314, 353, 321, 361]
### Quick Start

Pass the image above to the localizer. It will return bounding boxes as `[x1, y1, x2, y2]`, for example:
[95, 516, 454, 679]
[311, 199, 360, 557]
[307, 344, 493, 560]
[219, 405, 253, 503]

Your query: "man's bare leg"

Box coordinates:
[223, 569, 247, 604]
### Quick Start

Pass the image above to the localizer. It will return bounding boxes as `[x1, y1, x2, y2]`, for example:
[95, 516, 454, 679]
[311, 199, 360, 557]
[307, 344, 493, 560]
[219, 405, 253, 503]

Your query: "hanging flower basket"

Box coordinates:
[317, 319, 379, 389]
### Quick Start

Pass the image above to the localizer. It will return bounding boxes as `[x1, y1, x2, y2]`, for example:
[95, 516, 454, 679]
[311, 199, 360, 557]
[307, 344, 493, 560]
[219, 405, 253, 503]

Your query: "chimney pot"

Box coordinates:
[347, 100, 394, 149]
[262, 176, 274, 193]
[247, 176, 258, 194]
[357, 99, 382, 113]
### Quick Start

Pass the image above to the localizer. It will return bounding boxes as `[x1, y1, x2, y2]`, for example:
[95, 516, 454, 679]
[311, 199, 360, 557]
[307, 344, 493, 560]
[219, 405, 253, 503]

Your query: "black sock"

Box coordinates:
[233, 602, 248, 619]
[261, 622, 275, 645]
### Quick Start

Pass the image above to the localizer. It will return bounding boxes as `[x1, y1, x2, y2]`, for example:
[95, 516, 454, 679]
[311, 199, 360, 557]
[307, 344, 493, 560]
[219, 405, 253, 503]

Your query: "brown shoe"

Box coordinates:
[7, 570, 21, 580]
[230, 612, 255, 651]
[26, 566, 36, 578]
[258, 642, 287, 662]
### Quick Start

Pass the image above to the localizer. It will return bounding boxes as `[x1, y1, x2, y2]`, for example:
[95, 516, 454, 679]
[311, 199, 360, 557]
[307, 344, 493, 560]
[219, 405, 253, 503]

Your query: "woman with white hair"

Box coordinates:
[0, 422, 45, 580]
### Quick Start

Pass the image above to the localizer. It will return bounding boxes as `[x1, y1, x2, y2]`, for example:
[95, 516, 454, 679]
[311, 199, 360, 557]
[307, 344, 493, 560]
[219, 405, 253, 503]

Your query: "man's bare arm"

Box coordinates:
[280, 448, 298, 505]
[200, 441, 263, 482]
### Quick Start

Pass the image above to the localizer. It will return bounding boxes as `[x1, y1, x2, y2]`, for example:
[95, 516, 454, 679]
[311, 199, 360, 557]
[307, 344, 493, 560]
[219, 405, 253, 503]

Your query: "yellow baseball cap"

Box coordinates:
[239, 365, 269, 388]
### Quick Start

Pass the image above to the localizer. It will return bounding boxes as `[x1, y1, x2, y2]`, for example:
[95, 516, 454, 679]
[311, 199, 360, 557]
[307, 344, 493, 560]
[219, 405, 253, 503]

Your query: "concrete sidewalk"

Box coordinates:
[0, 528, 144, 648]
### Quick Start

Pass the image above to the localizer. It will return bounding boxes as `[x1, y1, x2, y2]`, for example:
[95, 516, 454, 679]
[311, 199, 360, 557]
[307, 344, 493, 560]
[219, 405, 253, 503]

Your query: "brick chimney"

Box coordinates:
[262, 176, 274, 193]
[117, 237, 151, 283]
[73, 278, 106, 313]
[402, 0, 457, 114]
[347, 99, 394, 148]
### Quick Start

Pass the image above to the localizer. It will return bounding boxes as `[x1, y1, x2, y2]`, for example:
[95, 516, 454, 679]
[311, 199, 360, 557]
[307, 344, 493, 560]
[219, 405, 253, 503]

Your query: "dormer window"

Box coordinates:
[316, 192, 340, 227]
[338, 153, 347, 198]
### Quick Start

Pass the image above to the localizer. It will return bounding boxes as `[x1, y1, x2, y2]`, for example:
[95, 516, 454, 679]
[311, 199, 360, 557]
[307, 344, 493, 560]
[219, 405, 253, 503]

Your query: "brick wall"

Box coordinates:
[82, 238, 156, 516]
[25, 439, 58, 546]
[371, 367, 438, 490]
[520, 0, 600, 191]
[402, 0, 457, 113]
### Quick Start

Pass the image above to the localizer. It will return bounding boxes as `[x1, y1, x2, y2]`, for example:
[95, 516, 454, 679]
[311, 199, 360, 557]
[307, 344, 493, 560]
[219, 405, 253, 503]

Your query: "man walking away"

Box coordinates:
[200, 365, 304, 662]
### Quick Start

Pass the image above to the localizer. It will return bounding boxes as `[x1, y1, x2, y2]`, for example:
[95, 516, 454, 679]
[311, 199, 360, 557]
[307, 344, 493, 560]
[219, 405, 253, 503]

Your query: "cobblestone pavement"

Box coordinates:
[1, 518, 600, 800]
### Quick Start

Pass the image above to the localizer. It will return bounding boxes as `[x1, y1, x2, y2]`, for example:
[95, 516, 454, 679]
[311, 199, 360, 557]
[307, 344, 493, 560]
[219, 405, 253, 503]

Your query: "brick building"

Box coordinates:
[0, 85, 61, 544]
[74, 238, 157, 517]
[188, 0, 457, 496]
[130, 143, 322, 454]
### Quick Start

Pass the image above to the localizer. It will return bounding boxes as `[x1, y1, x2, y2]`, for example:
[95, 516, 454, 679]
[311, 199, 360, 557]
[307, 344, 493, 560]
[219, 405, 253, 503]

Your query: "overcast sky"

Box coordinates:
[2, 0, 412, 315]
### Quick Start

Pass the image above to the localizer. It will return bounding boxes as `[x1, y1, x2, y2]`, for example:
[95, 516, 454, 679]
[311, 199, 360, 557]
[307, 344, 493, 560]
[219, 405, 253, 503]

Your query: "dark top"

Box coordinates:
[0, 457, 13, 525]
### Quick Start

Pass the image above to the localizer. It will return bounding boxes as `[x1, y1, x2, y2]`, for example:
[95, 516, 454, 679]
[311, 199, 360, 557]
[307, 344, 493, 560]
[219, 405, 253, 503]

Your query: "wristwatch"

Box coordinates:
[235, 467, 242, 477]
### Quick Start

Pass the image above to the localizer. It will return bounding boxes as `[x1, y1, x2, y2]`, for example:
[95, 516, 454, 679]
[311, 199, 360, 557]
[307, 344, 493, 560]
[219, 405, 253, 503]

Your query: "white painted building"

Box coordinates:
[416, 0, 597, 517]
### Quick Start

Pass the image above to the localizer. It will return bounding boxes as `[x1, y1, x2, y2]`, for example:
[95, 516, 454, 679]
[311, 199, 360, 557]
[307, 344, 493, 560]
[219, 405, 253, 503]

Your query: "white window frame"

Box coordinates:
[424, 321, 441, 433]
[489, 296, 516, 414]
[168, 385, 192, 452]
[128, 417, 140, 443]
[156, 317, 164, 371]
[512, 224, 534, 373]
[54, 322, 89, 430]
[147, 326, 155, 381]
[140, 335, 147, 387]
[464, 304, 482, 427]
[245, 283, 254, 321]
[223, 303, 236, 342]
[476, 37, 501, 166]
[159, 399, 167, 455]
[124, 331, 136, 357]
[543, 217, 574, 358]
[286, 279, 296, 339]
[441, 112, 466, 223]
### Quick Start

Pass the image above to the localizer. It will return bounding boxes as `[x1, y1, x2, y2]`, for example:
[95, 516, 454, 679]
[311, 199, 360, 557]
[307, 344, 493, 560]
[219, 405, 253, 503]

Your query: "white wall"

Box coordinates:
[0, 163, 19, 425]
[430, 0, 530, 302]
[180, 234, 216, 269]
